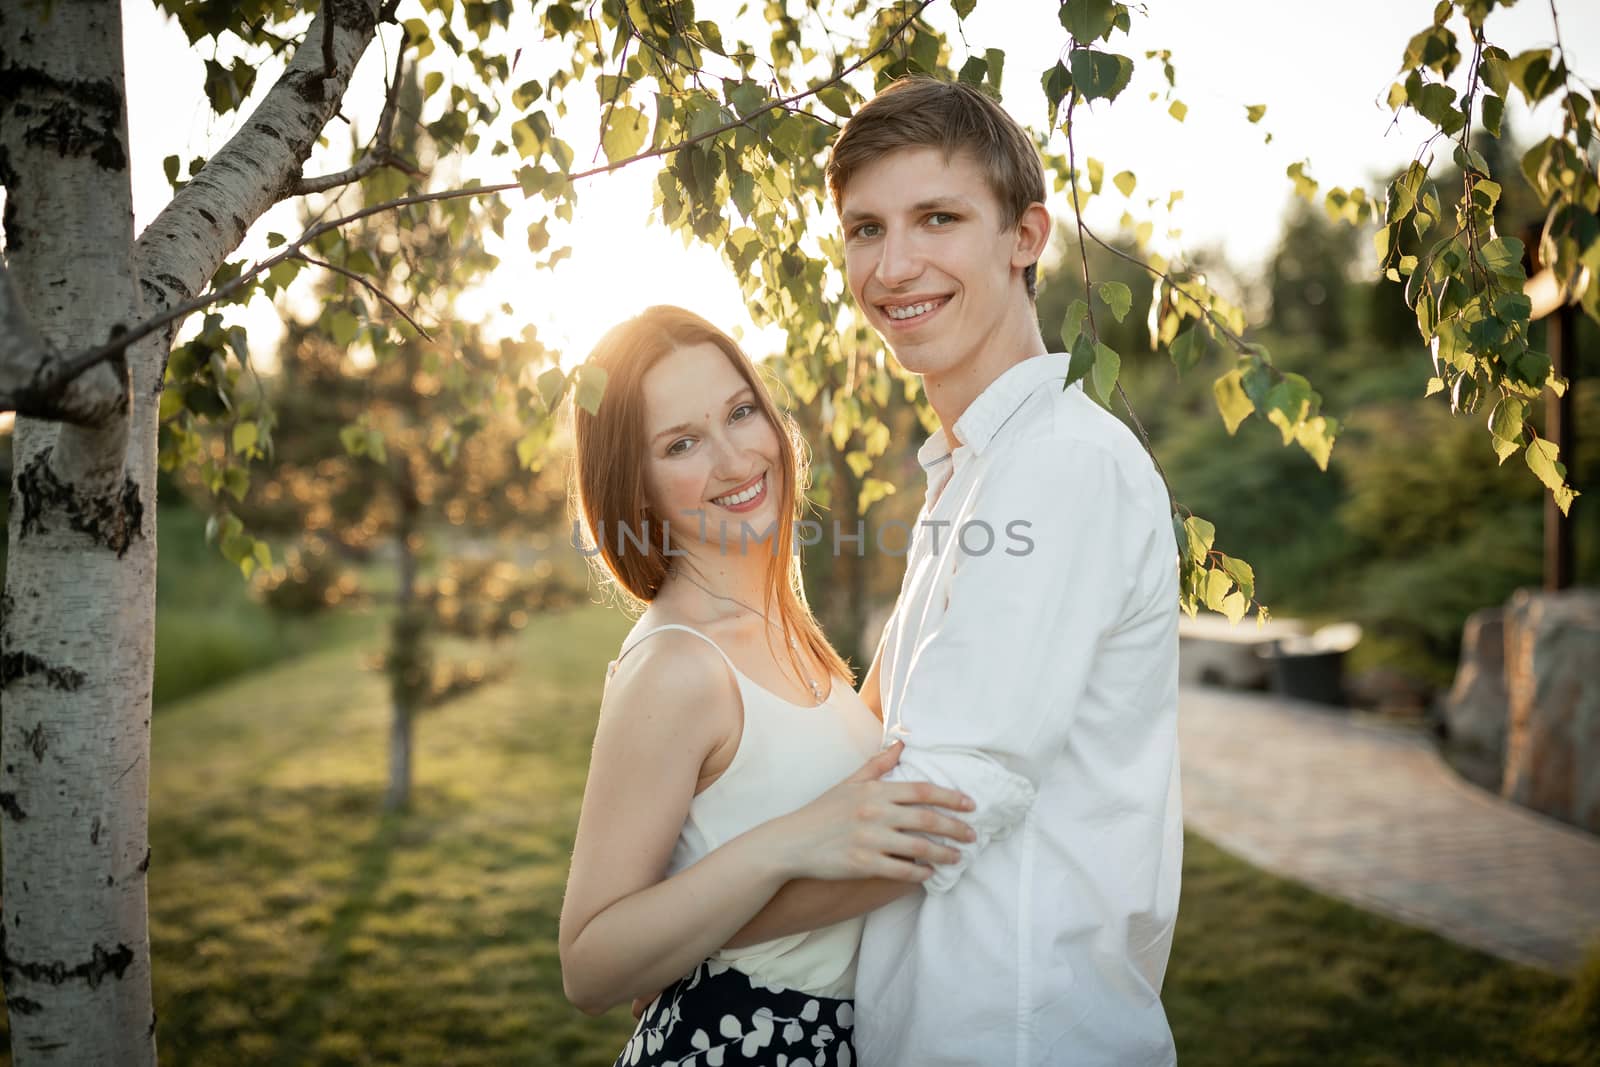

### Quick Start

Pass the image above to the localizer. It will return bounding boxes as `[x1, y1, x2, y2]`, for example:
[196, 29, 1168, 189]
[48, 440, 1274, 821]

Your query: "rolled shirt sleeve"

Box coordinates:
[881, 437, 1157, 893]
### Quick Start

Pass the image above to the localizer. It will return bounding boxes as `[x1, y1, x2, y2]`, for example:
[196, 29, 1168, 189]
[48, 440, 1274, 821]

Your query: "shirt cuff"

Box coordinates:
[888, 747, 1037, 895]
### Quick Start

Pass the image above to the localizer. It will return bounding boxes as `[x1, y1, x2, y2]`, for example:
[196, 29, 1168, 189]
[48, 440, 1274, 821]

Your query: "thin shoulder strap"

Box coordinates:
[609, 623, 740, 680]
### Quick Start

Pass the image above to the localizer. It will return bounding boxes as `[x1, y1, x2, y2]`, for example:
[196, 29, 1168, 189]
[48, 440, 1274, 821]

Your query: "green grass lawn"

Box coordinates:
[1, 602, 1591, 1065]
[152, 504, 378, 708]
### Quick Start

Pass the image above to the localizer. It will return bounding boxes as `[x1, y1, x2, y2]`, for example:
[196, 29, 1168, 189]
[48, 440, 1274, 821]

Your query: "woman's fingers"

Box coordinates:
[872, 855, 938, 883]
[908, 808, 978, 843]
[882, 780, 974, 812]
[844, 740, 903, 782]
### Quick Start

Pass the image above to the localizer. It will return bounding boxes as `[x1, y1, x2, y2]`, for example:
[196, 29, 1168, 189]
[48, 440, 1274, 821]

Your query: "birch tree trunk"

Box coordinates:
[0, 1, 381, 1060]
[384, 464, 421, 813]
[0, 3, 156, 1060]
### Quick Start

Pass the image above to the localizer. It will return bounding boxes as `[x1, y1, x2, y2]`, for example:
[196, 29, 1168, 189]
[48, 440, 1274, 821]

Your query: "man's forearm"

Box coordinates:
[723, 876, 919, 948]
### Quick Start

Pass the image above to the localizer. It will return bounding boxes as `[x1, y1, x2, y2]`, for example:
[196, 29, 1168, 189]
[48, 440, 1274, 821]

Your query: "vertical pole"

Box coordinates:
[1544, 301, 1575, 592]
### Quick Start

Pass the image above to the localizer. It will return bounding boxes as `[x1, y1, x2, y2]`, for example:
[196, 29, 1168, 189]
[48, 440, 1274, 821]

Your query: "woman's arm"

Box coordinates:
[559, 634, 777, 1015]
[559, 636, 976, 1016]
[725, 876, 916, 948]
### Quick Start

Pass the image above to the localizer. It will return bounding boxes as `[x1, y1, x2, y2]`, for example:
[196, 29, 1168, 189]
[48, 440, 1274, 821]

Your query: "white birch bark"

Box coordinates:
[0, 1, 381, 1061]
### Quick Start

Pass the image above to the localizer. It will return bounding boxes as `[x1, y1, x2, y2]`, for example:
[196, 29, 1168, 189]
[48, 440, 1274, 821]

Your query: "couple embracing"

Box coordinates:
[559, 77, 1182, 1067]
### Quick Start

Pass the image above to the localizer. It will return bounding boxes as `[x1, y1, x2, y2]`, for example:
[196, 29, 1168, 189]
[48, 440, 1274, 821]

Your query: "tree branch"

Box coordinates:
[129, 0, 383, 365]
[289, 48, 418, 197]
[295, 251, 434, 341]
[1062, 89, 1173, 511]
[0, 259, 127, 425]
[41, 0, 932, 401]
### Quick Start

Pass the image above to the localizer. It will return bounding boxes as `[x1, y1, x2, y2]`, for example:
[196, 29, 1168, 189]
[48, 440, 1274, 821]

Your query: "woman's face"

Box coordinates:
[640, 341, 785, 553]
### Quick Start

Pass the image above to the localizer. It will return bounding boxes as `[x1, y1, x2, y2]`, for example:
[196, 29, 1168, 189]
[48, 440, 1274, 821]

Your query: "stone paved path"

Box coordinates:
[1179, 685, 1600, 974]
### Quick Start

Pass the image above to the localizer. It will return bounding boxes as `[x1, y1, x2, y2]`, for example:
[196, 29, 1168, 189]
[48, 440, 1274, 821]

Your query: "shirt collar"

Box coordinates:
[915, 352, 1076, 474]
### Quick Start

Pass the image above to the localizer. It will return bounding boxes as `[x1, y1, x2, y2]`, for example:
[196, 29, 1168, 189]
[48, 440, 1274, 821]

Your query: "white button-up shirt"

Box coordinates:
[855, 353, 1183, 1067]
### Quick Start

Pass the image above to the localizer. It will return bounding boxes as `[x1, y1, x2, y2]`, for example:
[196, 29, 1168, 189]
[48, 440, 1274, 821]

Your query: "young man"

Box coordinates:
[721, 78, 1183, 1065]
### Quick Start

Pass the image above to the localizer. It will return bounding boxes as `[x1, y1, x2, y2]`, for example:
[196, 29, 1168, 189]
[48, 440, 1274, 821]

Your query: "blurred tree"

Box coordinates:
[207, 70, 577, 811]
[230, 266, 574, 812]
[1268, 201, 1362, 348]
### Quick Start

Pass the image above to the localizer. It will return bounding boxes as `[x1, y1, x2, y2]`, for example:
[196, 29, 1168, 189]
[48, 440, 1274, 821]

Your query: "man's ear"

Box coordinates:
[1010, 202, 1052, 272]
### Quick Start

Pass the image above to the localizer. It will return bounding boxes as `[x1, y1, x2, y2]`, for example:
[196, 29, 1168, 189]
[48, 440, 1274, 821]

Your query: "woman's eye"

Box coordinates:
[731, 403, 757, 421]
[666, 438, 692, 456]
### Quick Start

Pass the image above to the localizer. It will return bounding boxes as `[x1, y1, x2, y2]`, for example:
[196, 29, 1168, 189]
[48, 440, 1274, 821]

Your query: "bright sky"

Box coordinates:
[116, 0, 1599, 368]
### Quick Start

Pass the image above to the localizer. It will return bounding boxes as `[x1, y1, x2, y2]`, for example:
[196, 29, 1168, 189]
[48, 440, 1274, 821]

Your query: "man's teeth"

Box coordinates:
[713, 475, 765, 507]
[886, 300, 941, 321]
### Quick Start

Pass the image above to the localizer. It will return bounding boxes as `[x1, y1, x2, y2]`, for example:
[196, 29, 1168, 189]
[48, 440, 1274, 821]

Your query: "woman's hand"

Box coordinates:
[757, 741, 979, 883]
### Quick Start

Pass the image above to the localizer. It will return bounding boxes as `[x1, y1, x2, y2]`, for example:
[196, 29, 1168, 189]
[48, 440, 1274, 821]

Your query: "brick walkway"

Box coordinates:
[1179, 686, 1600, 974]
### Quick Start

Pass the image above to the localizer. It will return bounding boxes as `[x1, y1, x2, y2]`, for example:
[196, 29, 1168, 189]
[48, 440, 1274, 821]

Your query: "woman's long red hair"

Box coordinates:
[570, 305, 852, 687]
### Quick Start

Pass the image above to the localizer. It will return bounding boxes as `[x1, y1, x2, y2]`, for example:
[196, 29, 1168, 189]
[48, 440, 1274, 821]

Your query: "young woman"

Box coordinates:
[559, 306, 976, 1066]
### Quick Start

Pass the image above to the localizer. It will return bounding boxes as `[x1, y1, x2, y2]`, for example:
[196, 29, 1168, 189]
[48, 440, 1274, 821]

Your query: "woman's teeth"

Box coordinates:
[713, 474, 765, 507]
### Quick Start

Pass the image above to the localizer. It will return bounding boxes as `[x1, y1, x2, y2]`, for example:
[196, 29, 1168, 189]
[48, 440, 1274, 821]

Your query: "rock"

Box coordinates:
[1502, 588, 1600, 834]
[1440, 608, 1509, 789]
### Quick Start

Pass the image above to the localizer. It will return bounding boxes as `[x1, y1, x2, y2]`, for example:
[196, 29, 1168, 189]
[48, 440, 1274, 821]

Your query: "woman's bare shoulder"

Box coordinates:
[603, 621, 741, 742]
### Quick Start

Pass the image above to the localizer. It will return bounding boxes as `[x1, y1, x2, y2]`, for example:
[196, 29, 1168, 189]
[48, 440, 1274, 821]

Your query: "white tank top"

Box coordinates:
[610, 623, 884, 998]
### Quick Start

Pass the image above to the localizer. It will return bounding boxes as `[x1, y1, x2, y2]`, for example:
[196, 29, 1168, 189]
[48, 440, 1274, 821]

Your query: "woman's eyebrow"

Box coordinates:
[651, 387, 755, 443]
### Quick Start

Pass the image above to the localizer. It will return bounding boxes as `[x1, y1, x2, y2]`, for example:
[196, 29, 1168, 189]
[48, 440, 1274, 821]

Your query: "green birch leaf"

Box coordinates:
[1091, 342, 1120, 406]
[1213, 369, 1253, 434]
[1219, 554, 1255, 600]
[328, 309, 359, 347]
[1060, 298, 1090, 351]
[1041, 61, 1072, 117]
[339, 424, 366, 457]
[1482, 93, 1504, 137]
[1489, 396, 1526, 462]
[1222, 590, 1248, 624]
[1169, 324, 1209, 372]
[1069, 49, 1134, 104]
[1066, 332, 1096, 388]
[537, 367, 567, 411]
[1204, 567, 1232, 612]
[1113, 170, 1136, 197]
[1293, 415, 1338, 471]
[1183, 515, 1215, 565]
[1059, 0, 1117, 42]
[1525, 437, 1563, 489]
[576, 363, 609, 415]
[858, 478, 896, 512]
[1246, 104, 1267, 123]
[600, 104, 650, 163]
[1097, 281, 1132, 322]
[817, 86, 852, 118]
[1480, 236, 1524, 274]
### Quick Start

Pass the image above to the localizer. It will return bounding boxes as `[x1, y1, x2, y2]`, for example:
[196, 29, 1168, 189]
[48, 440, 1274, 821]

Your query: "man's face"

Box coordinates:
[839, 146, 1026, 383]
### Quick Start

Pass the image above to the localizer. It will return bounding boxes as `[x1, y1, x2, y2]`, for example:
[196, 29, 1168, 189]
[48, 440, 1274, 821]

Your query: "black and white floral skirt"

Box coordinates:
[613, 958, 856, 1067]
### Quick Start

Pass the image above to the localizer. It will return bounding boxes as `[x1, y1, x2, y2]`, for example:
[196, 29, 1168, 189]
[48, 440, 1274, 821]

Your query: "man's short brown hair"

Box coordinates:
[827, 77, 1048, 296]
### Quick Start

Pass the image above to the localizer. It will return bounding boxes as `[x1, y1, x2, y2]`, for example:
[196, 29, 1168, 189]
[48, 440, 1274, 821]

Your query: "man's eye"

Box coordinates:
[852, 223, 882, 239]
[928, 212, 956, 225]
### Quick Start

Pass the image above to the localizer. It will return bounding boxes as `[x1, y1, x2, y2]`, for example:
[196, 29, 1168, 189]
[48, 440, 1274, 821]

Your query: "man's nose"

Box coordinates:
[876, 227, 922, 289]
